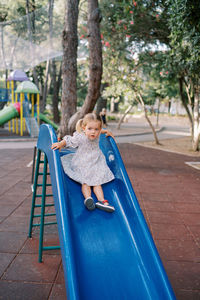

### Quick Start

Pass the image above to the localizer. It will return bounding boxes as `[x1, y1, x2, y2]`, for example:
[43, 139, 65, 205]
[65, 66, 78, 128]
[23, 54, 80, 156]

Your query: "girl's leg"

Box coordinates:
[93, 185, 108, 205]
[94, 185, 115, 212]
[82, 184, 91, 199]
[82, 184, 95, 211]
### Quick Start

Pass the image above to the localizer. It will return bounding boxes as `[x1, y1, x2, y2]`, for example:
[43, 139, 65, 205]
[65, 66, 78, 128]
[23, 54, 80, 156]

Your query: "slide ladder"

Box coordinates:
[28, 148, 60, 262]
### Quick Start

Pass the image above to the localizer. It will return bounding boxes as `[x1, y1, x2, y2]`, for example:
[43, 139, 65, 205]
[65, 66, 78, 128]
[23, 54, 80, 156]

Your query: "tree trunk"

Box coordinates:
[26, 0, 39, 88]
[178, 76, 193, 134]
[0, 27, 7, 110]
[0, 26, 7, 70]
[41, 60, 50, 113]
[68, 0, 102, 133]
[117, 104, 133, 130]
[156, 98, 160, 127]
[60, 0, 79, 136]
[192, 85, 200, 151]
[52, 60, 61, 124]
[137, 92, 161, 145]
[41, 0, 54, 113]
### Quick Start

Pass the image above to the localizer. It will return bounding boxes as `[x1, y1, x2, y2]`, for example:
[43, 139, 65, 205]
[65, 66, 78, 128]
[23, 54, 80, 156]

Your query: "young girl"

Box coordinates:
[51, 113, 115, 213]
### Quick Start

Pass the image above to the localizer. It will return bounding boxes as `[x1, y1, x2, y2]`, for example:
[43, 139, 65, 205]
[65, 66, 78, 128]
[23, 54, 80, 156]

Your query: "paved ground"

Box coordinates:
[0, 127, 200, 299]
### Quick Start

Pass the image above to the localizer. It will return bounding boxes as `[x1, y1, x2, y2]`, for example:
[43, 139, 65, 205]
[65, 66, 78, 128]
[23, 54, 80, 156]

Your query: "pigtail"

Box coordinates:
[76, 118, 84, 133]
[76, 113, 102, 133]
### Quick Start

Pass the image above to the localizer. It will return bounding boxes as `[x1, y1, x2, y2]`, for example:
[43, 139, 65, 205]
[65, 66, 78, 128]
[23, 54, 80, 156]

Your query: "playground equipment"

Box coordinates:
[31, 124, 176, 300]
[4, 70, 29, 134]
[0, 78, 59, 137]
[0, 75, 41, 137]
[29, 148, 60, 262]
[15, 80, 40, 137]
[39, 113, 59, 131]
[7, 69, 29, 82]
[0, 103, 20, 126]
[0, 69, 59, 137]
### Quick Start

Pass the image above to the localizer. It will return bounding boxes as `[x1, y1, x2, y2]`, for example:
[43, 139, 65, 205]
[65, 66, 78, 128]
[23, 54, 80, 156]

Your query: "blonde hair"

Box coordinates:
[76, 113, 102, 133]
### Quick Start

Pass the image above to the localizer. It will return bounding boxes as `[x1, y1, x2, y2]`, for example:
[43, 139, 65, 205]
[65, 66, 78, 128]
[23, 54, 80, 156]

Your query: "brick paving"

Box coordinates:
[0, 144, 199, 300]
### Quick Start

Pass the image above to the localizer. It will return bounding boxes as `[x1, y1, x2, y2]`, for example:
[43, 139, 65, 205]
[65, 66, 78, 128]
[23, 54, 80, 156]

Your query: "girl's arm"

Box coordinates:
[51, 139, 66, 150]
[101, 129, 114, 139]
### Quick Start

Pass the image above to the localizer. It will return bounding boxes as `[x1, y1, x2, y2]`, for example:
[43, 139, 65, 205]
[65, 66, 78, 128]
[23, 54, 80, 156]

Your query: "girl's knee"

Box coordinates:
[82, 184, 91, 192]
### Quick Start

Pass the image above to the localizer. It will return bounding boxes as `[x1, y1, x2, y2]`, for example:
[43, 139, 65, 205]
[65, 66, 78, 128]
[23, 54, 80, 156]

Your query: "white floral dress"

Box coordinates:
[61, 132, 115, 186]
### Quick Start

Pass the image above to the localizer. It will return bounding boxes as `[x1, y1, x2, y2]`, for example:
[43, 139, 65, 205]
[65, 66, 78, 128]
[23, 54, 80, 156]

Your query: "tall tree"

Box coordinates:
[48, 0, 61, 123]
[60, 0, 102, 136]
[59, 0, 79, 136]
[52, 61, 62, 123]
[41, 0, 54, 113]
[26, 0, 39, 87]
[68, 0, 102, 132]
[167, 0, 200, 150]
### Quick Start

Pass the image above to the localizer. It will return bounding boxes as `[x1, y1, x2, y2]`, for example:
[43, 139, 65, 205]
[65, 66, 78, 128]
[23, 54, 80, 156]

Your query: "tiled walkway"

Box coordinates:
[0, 144, 199, 300]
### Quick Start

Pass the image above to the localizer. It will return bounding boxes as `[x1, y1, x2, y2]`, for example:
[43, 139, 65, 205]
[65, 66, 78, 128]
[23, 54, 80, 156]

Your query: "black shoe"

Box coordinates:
[96, 200, 115, 213]
[84, 197, 95, 211]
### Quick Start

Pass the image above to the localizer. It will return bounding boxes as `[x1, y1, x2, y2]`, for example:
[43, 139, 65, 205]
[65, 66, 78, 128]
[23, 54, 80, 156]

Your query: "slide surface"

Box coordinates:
[37, 124, 176, 300]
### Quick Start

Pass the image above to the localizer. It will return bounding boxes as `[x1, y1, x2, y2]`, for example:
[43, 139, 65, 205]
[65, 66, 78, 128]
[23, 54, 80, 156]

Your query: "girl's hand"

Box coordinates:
[101, 129, 114, 139]
[51, 142, 60, 150]
[51, 140, 66, 150]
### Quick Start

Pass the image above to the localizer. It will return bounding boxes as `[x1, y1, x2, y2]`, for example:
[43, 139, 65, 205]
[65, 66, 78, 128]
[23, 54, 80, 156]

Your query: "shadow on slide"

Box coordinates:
[37, 124, 176, 300]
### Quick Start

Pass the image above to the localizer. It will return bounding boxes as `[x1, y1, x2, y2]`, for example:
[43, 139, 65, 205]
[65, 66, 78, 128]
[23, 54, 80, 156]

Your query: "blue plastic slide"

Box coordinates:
[37, 124, 176, 300]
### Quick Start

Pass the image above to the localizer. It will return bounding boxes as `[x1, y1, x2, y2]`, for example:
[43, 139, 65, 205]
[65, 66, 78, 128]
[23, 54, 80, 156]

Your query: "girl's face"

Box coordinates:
[83, 120, 101, 141]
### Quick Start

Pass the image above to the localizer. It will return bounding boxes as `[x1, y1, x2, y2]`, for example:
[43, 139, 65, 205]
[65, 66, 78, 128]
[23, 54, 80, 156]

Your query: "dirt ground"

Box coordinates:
[137, 136, 200, 157]
[116, 114, 200, 158]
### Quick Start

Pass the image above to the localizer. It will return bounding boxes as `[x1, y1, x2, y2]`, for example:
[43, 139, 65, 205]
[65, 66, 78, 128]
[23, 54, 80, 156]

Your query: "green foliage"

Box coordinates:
[100, 0, 170, 50]
[1, 0, 47, 20]
[0, 0, 64, 46]
[167, 0, 200, 76]
[99, 0, 179, 110]
[1, 0, 199, 116]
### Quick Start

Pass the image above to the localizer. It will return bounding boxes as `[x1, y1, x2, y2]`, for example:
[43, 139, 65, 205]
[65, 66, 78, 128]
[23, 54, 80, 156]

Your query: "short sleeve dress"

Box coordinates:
[60, 131, 115, 186]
